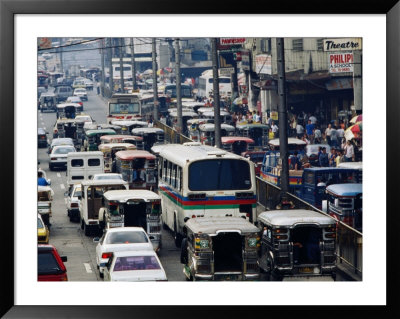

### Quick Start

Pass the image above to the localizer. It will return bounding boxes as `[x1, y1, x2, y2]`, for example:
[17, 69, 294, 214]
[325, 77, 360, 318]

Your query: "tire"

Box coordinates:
[84, 222, 90, 236]
[99, 271, 104, 278]
[81, 219, 84, 230]
[49, 164, 53, 171]
[174, 217, 182, 248]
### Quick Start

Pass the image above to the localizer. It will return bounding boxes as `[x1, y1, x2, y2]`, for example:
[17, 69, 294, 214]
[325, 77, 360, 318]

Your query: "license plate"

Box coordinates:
[299, 267, 313, 273]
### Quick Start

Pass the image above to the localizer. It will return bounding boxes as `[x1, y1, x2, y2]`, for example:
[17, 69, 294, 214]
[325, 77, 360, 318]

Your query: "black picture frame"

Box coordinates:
[1, 0, 398, 317]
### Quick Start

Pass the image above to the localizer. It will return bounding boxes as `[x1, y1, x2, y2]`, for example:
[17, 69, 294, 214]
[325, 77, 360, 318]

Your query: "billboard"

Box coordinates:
[255, 54, 272, 75]
[329, 53, 354, 73]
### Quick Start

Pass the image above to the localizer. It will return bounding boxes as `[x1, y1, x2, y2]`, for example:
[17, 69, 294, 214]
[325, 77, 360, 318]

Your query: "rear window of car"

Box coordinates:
[88, 158, 101, 166]
[38, 252, 62, 275]
[53, 147, 75, 154]
[106, 231, 149, 244]
[37, 218, 44, 228]
[113, 256, 160, 271]
[71, 159, 84, 167]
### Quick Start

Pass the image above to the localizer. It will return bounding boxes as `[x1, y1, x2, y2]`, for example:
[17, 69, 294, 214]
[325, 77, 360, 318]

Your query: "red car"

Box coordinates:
[38, 244, 68, 281]
[241, 151, 267, 176]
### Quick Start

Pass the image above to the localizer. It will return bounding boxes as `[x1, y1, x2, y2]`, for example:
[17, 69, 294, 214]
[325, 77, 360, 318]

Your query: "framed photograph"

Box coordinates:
[1, 0, 398, 317]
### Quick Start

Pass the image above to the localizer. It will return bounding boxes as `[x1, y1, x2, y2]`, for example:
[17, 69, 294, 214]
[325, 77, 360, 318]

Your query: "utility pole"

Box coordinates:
[108, 38, 113, 95]
[152, 38, 159, 121]
[119, 38, 125, 93]
[101, 38, 105, 96]
[130, 38, 137, 90]
[211, 38, 221, 148]
[59, 41, 63, 75]
[175, 38, 183, 133]
[276, 38, 289, 197]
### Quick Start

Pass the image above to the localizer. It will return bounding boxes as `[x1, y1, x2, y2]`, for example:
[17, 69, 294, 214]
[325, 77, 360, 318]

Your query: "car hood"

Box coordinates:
[110, 269, 167, 282]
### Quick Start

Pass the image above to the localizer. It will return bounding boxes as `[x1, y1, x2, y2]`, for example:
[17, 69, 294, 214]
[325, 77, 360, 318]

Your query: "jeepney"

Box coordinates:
[83, 123, 122, 135]
[198, 123, 235, 146]
[131, 127, 165, 152]
[115, 150, 157, 190]
[236, 123, 269, 149]
[79, 180, 129, 236]
[325, 183, 362, 232]
[221, 136, 255, 155]
[39, 92, 57, 112]
[98, 143, 137, 173]
[38, 186, 54, 228]
[121, 136, 144, 150]
[260, 138, 307, 190]
[56, 103, 81, 119]
[257, 209, 337, 280]
[168, 110, 198, 135]
[180, 217, 261, 281]
[201, 110, 233, 125]
[110, 119, 148, 135]
[98, 190, 162, 251]
[83, 129, 116, 151]
[186, 118, 213, 142]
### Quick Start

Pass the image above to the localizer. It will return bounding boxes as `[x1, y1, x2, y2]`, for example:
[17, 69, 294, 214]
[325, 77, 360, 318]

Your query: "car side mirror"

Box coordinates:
[61, 256, 68, 262]
[78, 196, 82, 200]
[64, 191, 68, 197]
[93, 237, 100, 243]
[149, 236, 154, 240]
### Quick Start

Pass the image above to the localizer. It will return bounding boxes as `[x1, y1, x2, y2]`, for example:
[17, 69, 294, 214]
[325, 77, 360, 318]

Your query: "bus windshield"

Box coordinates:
[165, 85, 192, 98]
[109, 103, 140, 114]
[189, 159, 251, 191]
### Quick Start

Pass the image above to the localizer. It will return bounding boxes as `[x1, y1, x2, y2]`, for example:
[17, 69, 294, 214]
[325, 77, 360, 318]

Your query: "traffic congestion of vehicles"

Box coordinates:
[37, 41, 362, 283]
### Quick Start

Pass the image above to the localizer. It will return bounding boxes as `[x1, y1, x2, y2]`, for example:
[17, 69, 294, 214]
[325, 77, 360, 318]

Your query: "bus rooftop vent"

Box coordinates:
[207, 150, 226, 156]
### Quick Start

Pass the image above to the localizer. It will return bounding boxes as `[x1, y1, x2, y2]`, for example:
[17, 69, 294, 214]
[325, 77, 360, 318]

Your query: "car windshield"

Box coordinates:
[113, 256, 161, 271]
[189, 159, 251, 191]
[73, 189, 82, 197]
[53, 147, 75, 154]
[37, 218, 44, 228]
[38, 252, 62, 275]
[106, 231, 149, 244]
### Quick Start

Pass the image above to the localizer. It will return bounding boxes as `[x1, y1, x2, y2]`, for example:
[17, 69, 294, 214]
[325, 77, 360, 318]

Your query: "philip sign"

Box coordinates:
[329, 53, 354, 73]
[323, 38, 362, 52]
[219, 38, 246, 46]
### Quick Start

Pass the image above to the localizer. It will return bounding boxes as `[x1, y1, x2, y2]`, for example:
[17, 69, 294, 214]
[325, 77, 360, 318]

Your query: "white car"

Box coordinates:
[94, 227, 153, 277]
[73, 88, 88, 101]
[49, 145, 76, 170]
[91, 173, 123, 181]
[103, 250, 167, 282]
[48, 137, 74, 154]
[64, 183, 82, 222]
[75, 114, 93, 125]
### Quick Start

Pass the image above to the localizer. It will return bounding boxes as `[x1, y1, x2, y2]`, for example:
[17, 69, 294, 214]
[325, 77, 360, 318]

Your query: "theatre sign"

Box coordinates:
[323, 38, 362, 52]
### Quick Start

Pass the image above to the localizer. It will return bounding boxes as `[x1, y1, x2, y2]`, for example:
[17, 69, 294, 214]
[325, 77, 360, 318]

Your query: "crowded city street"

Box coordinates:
[36, 37, 363, 282]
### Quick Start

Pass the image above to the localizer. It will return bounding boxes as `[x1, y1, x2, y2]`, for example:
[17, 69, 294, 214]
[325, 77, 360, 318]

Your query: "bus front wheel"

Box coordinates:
[174, 217, 182, 248]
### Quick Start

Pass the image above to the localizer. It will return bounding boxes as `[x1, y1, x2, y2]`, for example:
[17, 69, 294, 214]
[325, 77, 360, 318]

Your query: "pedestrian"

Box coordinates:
[343, 140, 355, 162]
[305, 120, 315, 143]
[337, 125, 345, 145]
[253, 111, 261, 123]
[319, 147, 329, 167]
[268, 128, 275, 140]
[325, 123, 332, 146]
[309, 114, 317, 125]
[290, 151, 301, 170]
[335, 150, 343, 167]
[271, 121, 278, 137]
[296, 122, 304, 139]
[313, 127, 322, 144]
[330, 126, 338, 148]
[38, 171, 49, 186]
[302, 134, 310, 145]
[328, 148, 337, 167]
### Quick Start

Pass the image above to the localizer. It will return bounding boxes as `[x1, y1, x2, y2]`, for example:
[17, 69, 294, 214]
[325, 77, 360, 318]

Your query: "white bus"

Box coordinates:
[107, 93, 142, 124]
[112, 63, 133, 80]
[155, 142, 257, 247]
[197, 69, 232, 99]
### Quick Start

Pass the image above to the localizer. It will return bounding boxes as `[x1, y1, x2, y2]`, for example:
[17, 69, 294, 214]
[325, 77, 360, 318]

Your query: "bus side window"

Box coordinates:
[158, 157, 163, 180]
[172, 164, 177, 189]
[163, 159, 167, 182]
[177, 167, 182, 191]
[167, 161, 172, 185]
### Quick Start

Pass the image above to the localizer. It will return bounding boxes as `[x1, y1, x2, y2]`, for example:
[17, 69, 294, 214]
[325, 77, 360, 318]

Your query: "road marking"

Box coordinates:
[57, 173, 61, 178]
[60, 184, 65, 190]
[84, 263, 93, 273]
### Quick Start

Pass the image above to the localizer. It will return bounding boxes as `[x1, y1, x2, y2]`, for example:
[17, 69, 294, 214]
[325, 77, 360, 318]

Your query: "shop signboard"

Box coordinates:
[255, 54, 272, 75]
[219, 38, 246, 46]
[241, 50, 250, 71]
[329, 53, 354, 73]
[323, 38, 362, 52]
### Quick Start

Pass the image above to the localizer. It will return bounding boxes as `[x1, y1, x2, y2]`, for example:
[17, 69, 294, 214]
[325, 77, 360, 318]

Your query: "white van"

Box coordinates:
[67, 151, 104, 186]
